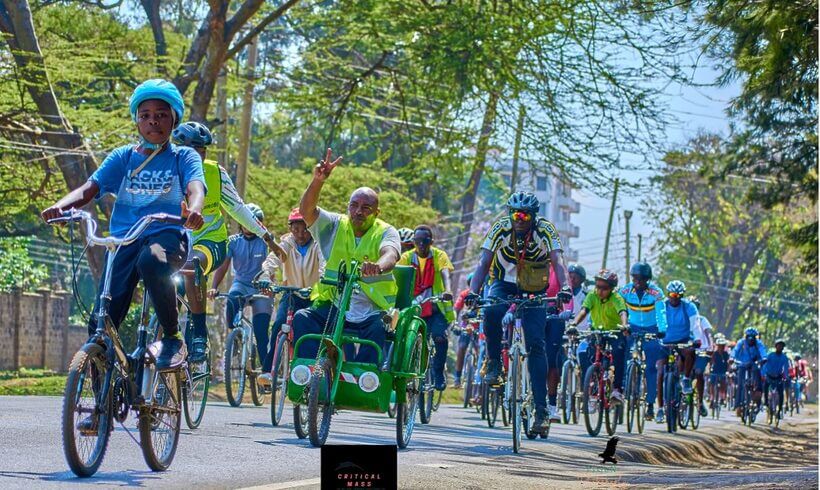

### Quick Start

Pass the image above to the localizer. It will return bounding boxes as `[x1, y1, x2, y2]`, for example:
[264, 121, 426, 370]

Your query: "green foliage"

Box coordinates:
[0, 237, 48, 292]
[246, 164, 438, 237]
[0, 369, 66, 396]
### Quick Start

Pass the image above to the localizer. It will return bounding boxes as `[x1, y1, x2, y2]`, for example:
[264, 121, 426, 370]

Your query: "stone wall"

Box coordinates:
[0, 288, 86, 372]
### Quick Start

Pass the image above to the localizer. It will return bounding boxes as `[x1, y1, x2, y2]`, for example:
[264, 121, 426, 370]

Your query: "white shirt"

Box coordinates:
[571, 286, 590, 330]
[692, 314, 713, 352]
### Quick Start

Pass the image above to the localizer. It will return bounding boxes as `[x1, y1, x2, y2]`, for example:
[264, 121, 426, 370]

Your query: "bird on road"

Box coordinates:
[599, 436, 619, 464]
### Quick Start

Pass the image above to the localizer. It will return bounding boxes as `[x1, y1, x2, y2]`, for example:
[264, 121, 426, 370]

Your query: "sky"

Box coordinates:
[570, 64, 742, 281]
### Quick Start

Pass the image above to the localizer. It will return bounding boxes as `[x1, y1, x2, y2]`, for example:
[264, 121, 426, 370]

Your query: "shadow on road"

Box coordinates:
[0, 469, 162, 487]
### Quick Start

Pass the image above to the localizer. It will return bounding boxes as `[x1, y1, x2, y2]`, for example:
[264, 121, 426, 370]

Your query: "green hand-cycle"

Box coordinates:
[286, 260, 428, 448]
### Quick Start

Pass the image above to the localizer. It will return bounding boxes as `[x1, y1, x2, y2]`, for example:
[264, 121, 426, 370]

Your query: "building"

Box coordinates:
[491, 156, 580, 261]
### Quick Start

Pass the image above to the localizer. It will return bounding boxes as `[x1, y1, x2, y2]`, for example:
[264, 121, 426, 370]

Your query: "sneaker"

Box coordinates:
[257, 373, 273, 387]
[532, 407, 550, 434]
[189, 336, 208, 362]
[434, 371, 447, 391]
[483, 360, 502, 385]
[655, 407, 665, 423]
[610, 389, 624, 406]
[548, 405, 560, 422]
[699, 403, 708, 417]
[645, 405, 655, 421]
[682, 377, 693, 395]
[76, 415, 99, 436]
[152, 336, 187, 370]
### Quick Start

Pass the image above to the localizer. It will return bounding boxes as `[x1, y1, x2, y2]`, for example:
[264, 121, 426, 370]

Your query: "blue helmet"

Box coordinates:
[568, 263, 587, 281]
[630, 262, 653, 280]
[129, 79, 184, 124]
[744, 327, 759, 338]
[506, 191, 540, 215]
[666, 280, 686, 295]
[172, 121, 213, 147]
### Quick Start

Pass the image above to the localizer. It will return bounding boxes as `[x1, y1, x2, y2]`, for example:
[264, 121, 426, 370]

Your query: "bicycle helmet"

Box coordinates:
[568, 263, 587, 281]
[506, 191, 540, 215]
[795, 353, 802, 360]
[594, 269, 618, 288]
[398, 227, 414, 244]
[246, 203, 264, 221]
[666, 280, 686, 295]
[744, 327, 759, 338]
[129, 79, 184, 124]
[172, 121, 213, 147]
[774, 338, 786, 347]
[630, 262, 653, 280]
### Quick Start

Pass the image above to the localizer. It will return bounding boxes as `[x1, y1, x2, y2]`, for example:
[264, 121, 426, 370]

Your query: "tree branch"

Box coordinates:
[225, 0, 299, 60]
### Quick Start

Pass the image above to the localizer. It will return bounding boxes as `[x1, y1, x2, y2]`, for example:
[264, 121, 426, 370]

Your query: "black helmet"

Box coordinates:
[506, 191, 540, 215]
[630, 262, 653, 280]
[172, 121, 213, 148]
[568, 263, 587, 281]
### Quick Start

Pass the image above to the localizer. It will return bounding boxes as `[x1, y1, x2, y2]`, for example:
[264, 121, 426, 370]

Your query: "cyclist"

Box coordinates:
[689, 295, 714, 417]
[619, 262, 667, 421]
[793, 353, 813, 406]
[208, 204, 274, 375]
[398, 225, 455, 390]
[568, 269, 628, 404]
[466, 191, 572, 433]
[171, 121, 281, 362]
[731, 327, 768, 417]
[398, 227, 415, 254]
[292, 149, 400, 364]
[41, 79, 205, 375]
[763, 338, 789, 415]
[257, 207, 325, 386]
[655, 280, 699, 423]
[710, 335, 730, 406]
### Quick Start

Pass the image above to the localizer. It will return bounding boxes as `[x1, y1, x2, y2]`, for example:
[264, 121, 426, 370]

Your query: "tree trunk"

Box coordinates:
[139, 0, 167, 72]
[188, 3, 229, 122]
[0, 0, 107, 277]
[451, 91, 500, 289]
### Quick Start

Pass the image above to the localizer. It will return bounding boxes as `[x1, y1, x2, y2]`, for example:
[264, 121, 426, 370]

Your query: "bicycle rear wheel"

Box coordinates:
[249, 348, 264, 407]
[397, 335, 423, 449]
[224, 328, 245, 407]
[463, 354, 475, 409]
[139, 370, 182, 471]
[419, 366, 434, 424]
[678, 393, 691, 430]
[582, 365, 603, 437]
[293, 404, 309, 439]
[270, 335, 289, 426]
[183, 353, 210, 429]
[62, 343, 113, 477]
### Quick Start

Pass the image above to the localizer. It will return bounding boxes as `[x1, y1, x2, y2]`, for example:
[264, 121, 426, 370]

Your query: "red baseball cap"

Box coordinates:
[288, 207, 304, 222]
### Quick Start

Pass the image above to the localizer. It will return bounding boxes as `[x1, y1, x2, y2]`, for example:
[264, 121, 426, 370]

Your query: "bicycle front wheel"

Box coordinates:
[224, 328, 245, 407]
[249, 347, 264, 407]
[560, 360, 572, 424]
[270, 334, 290, 426]
[582, 365, 603, 437]
[62, 343, 113, 478]
[183, 353, 210, 429]
[625, 363, 637, 433]
[139, 370, 182, 471]
[463, 354, 475, 409]
[308, 358, 333, 447]
[509, 354, 523, 453]
[397, 335, 423, 449]
[664, 372, 677, 433]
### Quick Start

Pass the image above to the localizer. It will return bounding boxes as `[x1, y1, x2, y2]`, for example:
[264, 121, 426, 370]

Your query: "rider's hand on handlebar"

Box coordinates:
[361, 261, 382, 277]
[256, 279, 272, 291]
[41, 205, 64, 224]
[440, 292, 454, 302]
[657, 331, 666, 340]
[207, 288, 219, 300]
[557, 286, 572, 304]
[464, 292, 480, 308]
[181, 201, 204, 230]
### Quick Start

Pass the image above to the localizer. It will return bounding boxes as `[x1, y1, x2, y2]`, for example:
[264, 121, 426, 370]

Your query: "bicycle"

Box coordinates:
[263, 285, 312, 430]
[216, 285, 270, 408]
[582, 329, 623, 437]
[737, 362, 762, 426]
[766, 376, 785, 428]
[709, 373, 725, 420]
[624, 332, 654, 434]
[726, 368, 736, 412]
[417, 295, 450, 425]
[661, 341, 694, 434]
[559, 328, 583, 425]
[455, 313, 482, 410]
[53, 210, 186, 476]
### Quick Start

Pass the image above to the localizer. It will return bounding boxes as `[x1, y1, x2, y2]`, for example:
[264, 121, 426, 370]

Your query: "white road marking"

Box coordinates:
[241, 477, 321, 489]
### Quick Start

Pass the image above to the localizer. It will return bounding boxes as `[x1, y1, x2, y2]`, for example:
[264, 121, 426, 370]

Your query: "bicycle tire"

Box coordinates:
[183, 353, 210, 429]
[308, 358, 333, 447]
[419, 366, 434, 424]
[482, 382, 494, 428]
[664, 371, 677, 433]
[489, 386, 502, 428]
[636, 371, 646, 434]
[224, 328, 245, 407]
[270, 334, 289, 426]
[249, 348, 264, 407]
[397, 335, 423, 449]
[604, 375, 619, 436]
[463, 354, 475, 409]
[139, 370, 182, 471]
[690, 394, 700, 430]
[582, 365, 603, 437]
[678, 392, 691, 430]
[560, 360, 572, 424]
[293, 404, 309, 439]
[625, 363, 637, 434]
[510, 353, 523, 452]
[433, 388, 443, 412]
[62, 343, 113, 477]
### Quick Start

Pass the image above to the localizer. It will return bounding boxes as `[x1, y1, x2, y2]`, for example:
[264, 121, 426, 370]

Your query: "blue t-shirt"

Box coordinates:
[89, 144, 205, 238]
[227, 234, 268, 285]
[663, 299, 698, 342]
[764, 352, 789, 379]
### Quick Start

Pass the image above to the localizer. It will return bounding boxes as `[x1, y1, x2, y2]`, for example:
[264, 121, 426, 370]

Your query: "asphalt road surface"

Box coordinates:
[0, 396, 816, 489]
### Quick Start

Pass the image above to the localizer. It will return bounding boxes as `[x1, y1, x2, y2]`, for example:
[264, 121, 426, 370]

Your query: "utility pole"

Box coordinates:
[235, 39, 258, 199]
[601, 178, 619, 270]
[214, 68, 229, 168]
[637, 234, 643, 262]
[510, 105, 525, 193]
[624, 210, 633, 275]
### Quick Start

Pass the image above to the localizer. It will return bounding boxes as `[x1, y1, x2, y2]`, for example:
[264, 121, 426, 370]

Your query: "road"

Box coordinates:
[0, 396, 816, 489]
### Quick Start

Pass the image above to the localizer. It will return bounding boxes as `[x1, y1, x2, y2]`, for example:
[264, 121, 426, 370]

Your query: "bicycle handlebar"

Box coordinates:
[473, 294, 558, 309]
[47, 209, 186, 249]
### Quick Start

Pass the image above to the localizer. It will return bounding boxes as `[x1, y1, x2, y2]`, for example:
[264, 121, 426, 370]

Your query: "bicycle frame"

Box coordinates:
[589, 332, 617, 411]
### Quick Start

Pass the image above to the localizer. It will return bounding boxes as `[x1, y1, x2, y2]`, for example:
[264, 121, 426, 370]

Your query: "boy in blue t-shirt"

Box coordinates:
[763, 339, 789, 414]
[41, 79, 206, 373]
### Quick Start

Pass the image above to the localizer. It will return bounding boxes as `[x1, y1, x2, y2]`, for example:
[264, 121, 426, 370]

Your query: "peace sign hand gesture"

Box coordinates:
[313, 148, 342, 182]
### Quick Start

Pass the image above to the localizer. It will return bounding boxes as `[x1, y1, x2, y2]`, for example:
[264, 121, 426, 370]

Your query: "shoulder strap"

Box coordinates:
[129, 144, 164, 179]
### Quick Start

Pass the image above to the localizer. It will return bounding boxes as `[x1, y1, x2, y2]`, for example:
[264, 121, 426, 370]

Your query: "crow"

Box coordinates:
[599, 436, 619, 464]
